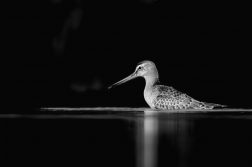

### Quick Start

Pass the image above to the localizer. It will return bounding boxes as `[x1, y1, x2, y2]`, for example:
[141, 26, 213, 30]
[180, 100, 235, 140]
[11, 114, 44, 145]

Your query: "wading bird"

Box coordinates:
[109, 60, 225, 110]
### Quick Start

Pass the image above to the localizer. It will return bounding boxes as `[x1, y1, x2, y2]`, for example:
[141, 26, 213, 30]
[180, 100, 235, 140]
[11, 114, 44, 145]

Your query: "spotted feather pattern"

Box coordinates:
[151, 85, 225, 110]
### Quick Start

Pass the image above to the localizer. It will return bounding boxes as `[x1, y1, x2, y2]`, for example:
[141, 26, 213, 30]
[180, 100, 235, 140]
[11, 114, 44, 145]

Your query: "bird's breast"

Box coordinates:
[144, 89, 157, 109]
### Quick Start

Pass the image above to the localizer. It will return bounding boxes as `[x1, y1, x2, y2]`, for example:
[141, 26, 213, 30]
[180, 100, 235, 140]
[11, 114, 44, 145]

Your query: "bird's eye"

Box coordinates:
[138, 66, 142, 70]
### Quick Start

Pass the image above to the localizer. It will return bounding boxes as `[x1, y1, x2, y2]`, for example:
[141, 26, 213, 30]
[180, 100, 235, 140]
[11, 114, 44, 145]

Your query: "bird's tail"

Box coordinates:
[202, 102, 227, 109]
[191, 100, 227, 109]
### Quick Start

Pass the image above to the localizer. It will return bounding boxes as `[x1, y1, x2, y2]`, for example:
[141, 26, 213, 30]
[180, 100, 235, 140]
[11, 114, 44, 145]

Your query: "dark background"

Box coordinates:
[2, 0, 250, 110]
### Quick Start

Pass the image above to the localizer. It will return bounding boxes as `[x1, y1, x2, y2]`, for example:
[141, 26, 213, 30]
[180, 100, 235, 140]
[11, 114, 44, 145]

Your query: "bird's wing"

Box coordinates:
[153, 85, 209, 109]
[155, 85, 187, 99]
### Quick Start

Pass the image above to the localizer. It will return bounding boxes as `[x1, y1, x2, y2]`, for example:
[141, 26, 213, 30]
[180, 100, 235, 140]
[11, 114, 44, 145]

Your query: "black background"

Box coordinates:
[2, 0, 250, 110]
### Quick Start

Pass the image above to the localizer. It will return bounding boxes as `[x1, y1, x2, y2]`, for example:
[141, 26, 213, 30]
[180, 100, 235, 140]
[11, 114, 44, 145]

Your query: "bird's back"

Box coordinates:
[150, 85, 225, 110]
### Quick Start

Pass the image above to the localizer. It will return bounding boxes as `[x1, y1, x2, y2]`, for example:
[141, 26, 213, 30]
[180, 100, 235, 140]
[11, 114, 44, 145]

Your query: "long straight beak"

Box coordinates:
[108, 72, 137, 89]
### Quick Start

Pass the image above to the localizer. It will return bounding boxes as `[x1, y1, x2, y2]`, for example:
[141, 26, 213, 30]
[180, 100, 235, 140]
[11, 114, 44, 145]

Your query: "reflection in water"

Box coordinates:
[139, 112, 159, 167]
[137, 109, 195, 167]
[1, 108, 252, 167]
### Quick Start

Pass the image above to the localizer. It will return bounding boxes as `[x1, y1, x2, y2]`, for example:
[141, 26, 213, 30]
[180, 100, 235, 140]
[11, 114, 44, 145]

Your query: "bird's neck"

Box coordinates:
[144, 71, 159, 90]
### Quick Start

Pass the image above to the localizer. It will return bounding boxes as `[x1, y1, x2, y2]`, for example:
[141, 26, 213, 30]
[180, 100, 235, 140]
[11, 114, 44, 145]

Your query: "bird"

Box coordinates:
[108, 60, 226, 110]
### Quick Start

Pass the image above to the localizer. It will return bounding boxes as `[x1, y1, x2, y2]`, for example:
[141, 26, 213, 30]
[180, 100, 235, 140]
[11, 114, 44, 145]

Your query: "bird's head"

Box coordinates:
[108, 60, 158, 89]
[134, 60, 156, 77]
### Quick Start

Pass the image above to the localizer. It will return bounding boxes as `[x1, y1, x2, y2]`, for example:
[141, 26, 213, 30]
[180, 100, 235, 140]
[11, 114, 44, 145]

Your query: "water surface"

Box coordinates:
[1, 108, 252, 167]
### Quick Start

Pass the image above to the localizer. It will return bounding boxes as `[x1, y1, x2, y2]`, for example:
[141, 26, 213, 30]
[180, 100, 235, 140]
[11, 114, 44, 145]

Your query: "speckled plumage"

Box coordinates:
[109, 60, 226, 110]
[150, 85, 223, 109]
